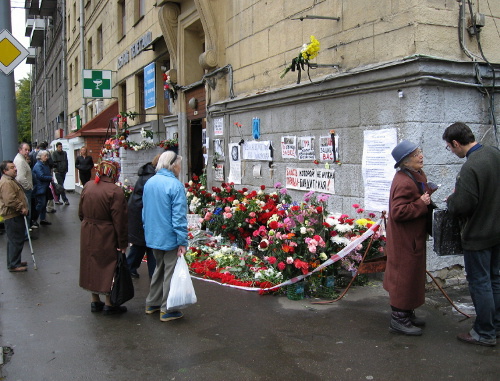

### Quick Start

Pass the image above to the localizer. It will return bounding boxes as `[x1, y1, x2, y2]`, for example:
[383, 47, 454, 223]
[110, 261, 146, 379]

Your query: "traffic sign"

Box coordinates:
[83, 69, 112, 98]
[0, 29, 29, 75]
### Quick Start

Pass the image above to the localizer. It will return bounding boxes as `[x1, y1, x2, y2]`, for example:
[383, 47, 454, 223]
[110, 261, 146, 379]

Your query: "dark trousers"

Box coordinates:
[5, 215, 26, 269]
[54, 172, 68, 202]
[79, 170, 91, 186]
[126, 244, 156, 278]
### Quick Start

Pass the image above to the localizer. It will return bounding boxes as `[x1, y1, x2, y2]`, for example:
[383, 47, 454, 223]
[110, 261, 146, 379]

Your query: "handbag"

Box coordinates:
[433, 209, 463, 256]
[110, 252, 135, 306]
[166, 255, 197, 310]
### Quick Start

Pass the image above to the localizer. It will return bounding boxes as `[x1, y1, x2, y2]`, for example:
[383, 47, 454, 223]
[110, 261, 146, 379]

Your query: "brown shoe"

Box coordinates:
[457, 332, 496, 347]
[9, 266, 27, 272]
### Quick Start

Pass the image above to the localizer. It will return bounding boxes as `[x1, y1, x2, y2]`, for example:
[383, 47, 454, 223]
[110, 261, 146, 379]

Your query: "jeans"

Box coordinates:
[126, 244, 156, 278]
[35, 194, 47, 221]
[54, 172, 68, 202]
[463, 244, 500, 343]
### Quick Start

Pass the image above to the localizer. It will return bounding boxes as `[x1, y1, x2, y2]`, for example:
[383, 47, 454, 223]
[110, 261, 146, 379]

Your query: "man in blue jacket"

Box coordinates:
[444, 122, 500, 347]
[142, 151, 188, 322]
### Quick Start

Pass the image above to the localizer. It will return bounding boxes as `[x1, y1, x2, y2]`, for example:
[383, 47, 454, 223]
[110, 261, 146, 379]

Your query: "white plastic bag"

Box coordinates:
[166, 255, 197, 310]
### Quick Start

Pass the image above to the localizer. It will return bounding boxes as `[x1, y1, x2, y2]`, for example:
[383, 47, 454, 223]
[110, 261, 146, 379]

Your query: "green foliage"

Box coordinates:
[16, 75, 32, 144]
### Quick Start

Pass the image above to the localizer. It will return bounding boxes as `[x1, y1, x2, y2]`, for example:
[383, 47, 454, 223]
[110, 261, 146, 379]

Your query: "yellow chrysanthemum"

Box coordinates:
[301, 35, 320, 61]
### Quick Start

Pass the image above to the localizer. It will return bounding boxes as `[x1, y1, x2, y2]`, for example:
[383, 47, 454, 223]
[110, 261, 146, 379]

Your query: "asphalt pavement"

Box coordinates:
[0, 192, 498, 381]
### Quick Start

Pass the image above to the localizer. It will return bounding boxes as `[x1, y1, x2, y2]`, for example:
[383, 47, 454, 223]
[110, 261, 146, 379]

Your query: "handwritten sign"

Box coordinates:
[242, 140, 272, 161]
[281, 136, 297, 159]
[285, 167, 335, 194]
[214, 163, 224, 181]
[298, 136, 315, 160]
[213, 117, 224, 136]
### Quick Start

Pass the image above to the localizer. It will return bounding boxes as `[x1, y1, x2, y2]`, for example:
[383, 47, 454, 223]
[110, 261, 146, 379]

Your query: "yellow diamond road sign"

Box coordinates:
[0, 29, 29, 75]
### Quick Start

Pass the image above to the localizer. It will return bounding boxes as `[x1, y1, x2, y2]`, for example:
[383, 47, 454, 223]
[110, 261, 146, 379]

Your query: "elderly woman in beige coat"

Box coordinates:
[79, 160, 128, 315]
[384, 140, 435, 336]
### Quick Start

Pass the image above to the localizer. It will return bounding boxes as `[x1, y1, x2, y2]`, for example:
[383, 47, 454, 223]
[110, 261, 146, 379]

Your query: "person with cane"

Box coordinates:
[0, 161, 29, 272]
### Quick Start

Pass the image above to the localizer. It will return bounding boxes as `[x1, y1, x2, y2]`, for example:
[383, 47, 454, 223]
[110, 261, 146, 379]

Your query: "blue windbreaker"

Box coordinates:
[142, 168, 188, 251]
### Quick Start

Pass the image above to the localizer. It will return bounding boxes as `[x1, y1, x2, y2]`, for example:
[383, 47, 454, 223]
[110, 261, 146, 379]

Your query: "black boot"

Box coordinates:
[390, 311, 423, 336]
[409, 310, 426, 327]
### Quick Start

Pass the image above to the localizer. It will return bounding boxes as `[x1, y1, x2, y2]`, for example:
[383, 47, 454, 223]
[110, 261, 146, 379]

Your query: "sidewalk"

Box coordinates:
[0, 191, 497, 380]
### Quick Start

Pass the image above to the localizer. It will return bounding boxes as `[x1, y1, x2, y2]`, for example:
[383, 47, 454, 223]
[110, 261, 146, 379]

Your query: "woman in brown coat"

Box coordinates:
[384, 140, 434, 336]
[79, 160, 128, 315]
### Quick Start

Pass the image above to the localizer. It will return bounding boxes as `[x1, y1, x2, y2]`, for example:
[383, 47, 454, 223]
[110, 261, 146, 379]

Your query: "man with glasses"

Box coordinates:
[443, 122, 500, 347]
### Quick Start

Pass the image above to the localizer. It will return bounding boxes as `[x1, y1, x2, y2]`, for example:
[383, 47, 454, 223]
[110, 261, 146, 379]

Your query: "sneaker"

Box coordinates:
[160, 311, 183, 322]
[31, 222, 39, 229]
[55, 201, 63, 205]
[64, 201, 70, 205]
[145, 305, 161, 314]
[47, 209, 57, 213]
[40, 220, 52, 225]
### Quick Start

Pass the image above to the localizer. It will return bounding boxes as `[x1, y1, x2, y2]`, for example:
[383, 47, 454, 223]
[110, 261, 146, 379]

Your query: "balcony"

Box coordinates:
[26, 47, 37, 65]
[25, 0, 40, 16]
[40, 0, 58, 17]
[30, 18, 46, 47]
[25, 18, 34, 37]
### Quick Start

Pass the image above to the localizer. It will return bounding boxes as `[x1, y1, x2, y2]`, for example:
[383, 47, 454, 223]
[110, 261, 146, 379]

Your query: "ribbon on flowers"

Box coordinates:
[191, 218, 383, 292]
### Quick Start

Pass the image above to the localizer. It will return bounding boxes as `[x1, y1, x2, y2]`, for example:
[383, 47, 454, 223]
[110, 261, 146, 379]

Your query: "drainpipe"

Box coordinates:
[80, 0, 87, 124]
[61, 0, 68, 135]
[43, 16, 49, 142]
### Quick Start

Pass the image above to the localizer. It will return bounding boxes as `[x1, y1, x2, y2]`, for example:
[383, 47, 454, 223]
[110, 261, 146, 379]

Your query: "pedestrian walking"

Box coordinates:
[443, 122, 500, 347]
[127, 155, 160, 279]
[0, 161, 29, 272]
[143, 151, 188, 322]
[384, 140, 435, 336]
[52, 142, 70, 205]
[79, 160, 129, 315]
[75, 146, 94, 186]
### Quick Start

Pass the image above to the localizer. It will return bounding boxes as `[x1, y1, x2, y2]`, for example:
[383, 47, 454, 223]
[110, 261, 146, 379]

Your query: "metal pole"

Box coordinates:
[0, 0, 19, 160]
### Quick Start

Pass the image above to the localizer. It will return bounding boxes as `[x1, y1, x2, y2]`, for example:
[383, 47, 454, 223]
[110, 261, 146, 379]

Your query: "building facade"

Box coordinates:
[28, 0, 500, 275]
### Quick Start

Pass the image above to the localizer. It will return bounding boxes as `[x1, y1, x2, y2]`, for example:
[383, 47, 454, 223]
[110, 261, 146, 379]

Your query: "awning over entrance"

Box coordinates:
[65, 101, 118, 139]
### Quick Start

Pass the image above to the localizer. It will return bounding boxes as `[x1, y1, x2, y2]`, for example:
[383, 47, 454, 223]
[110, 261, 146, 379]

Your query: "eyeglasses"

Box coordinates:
[170, 152, 178, 166]
[445, 145, 451, 151]
[411, 149, 423, 157]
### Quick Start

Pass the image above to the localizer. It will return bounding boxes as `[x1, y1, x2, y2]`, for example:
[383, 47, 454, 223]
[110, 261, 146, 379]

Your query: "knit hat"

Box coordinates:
[392, 140, 419, 168]
[94, 160, 120, 183]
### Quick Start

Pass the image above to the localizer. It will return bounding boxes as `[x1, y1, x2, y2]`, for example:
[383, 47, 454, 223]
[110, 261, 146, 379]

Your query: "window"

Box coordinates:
[69, 63, 73, 90]
[136, 72, 145, 123]
[118, 0, 126, 39]
[119, 82, 127, 115]
[134, 0, 146, 24]
[73, 2, 77, 33]
[74, 57, 79, 86]
[87, 38, 92, 68]
[97, 25, 103, 62]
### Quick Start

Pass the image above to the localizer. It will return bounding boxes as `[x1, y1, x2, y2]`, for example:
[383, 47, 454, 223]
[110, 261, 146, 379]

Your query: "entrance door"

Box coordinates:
[189, 118, 205, 177]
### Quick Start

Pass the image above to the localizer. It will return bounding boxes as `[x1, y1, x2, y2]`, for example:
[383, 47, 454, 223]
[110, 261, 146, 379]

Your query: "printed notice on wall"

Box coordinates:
[242, 140, 272, 161]
[285, 167, 335, 194]
[214, 163, 224, 181]
[362, 128, 397, 212]
[298, 136, 315, 160]
[281, 136, 297, 159]
[319, 135, 339, 162]
[213, 117, 224, 136]
[227, 143, 242, 184]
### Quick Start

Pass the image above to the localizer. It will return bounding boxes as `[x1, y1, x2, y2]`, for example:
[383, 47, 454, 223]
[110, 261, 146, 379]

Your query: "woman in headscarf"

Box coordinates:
[79, 160, 129, 315]
[384, 140, 435, 336]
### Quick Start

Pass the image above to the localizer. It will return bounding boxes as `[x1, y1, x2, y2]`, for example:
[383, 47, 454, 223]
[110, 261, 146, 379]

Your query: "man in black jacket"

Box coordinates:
[51, 142, 70, 205]
[444, 122, 500, 347]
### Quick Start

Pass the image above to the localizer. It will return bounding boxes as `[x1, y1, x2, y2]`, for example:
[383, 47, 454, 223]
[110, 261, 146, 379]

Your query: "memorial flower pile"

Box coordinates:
[185, 176, 386, 294]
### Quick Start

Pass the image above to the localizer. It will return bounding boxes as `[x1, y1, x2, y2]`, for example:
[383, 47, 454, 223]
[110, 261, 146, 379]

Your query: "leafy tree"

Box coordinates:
[16, 75, 32, 144]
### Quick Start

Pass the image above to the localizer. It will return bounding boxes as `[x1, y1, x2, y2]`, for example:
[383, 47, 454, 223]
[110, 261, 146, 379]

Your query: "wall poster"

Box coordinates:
[298, 136, 315, 160]
[281, 136, 297, 159]
[285, 167, 335, 194]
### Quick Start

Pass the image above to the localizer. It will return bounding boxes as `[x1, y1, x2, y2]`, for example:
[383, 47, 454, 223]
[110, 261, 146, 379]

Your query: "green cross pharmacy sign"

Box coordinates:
[83, 70, 112, 98]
